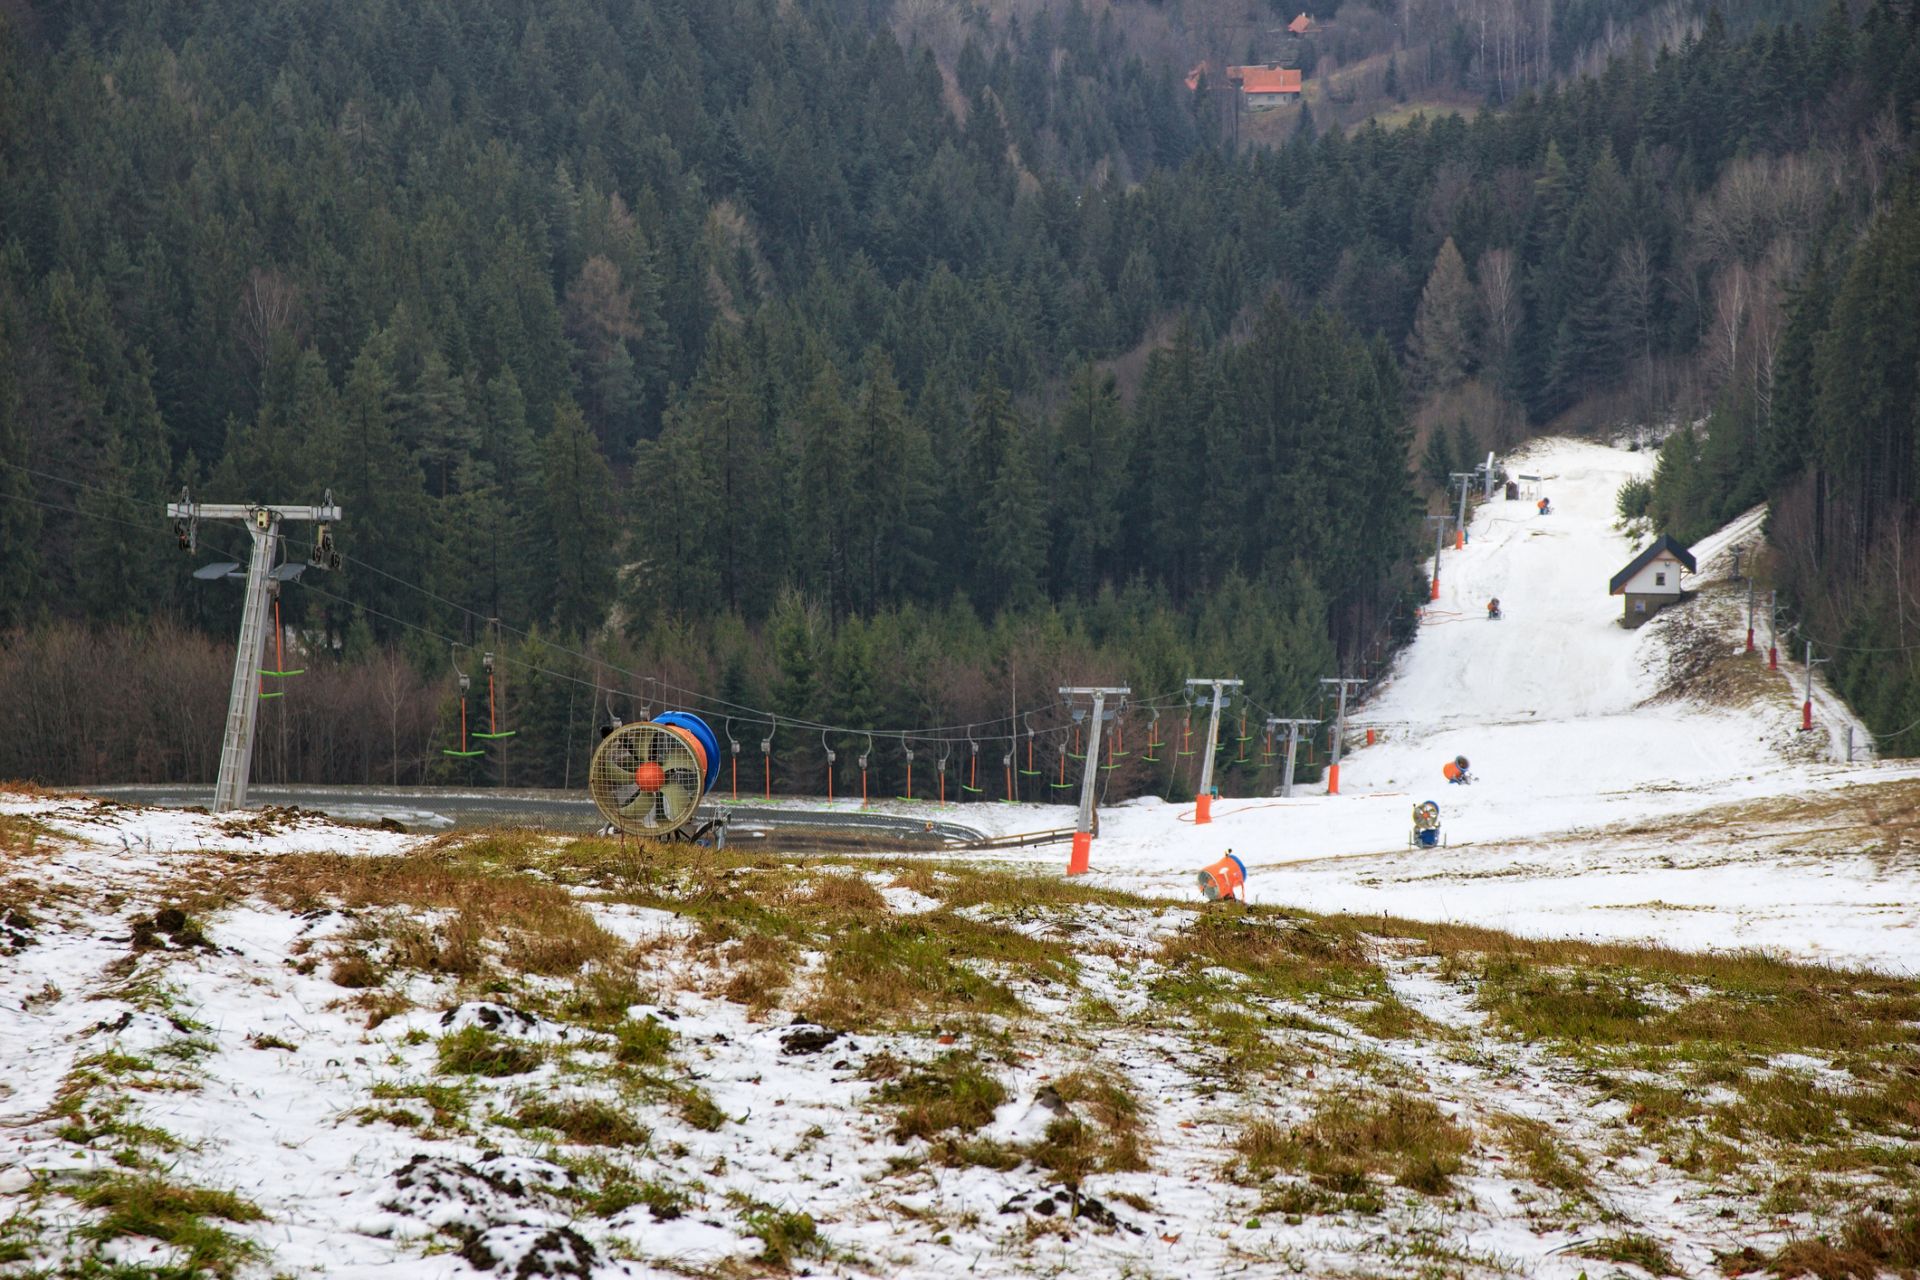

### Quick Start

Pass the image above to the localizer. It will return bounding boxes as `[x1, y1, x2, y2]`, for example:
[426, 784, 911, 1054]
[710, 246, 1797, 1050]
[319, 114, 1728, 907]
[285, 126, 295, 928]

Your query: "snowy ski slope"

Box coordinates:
[965, 437, 1920, 973]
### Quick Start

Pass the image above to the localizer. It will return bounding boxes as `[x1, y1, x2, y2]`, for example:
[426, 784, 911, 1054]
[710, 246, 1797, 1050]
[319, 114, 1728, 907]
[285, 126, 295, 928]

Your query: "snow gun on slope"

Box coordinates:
[1411, 800, 1443, 848]
[589, 712, 729, 843]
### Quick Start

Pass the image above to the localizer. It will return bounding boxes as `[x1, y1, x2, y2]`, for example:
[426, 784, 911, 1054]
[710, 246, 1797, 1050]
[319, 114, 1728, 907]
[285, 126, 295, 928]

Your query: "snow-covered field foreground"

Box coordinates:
[4, 438, 1919, 1279]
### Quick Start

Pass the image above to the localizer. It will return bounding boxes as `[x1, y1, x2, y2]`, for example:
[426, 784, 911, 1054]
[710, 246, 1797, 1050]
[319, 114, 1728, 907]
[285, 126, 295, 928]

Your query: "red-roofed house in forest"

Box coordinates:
[1226, 64, 1302, 108]
[1288, 12, 1313, 36]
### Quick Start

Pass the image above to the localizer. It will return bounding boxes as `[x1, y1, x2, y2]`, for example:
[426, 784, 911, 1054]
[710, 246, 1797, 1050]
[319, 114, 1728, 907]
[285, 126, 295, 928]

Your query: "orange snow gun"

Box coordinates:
[1198, 852, 1247, 902]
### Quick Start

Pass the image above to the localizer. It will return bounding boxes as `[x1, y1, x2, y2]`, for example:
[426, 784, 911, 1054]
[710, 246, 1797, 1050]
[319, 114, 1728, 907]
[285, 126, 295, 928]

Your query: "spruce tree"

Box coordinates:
[1410, 237, 1474, 394]
[850, 351, 933, 614]
[531, 399, 618, 636]
[0, 281, 38, 627]
[1050, 363, 1130, 596]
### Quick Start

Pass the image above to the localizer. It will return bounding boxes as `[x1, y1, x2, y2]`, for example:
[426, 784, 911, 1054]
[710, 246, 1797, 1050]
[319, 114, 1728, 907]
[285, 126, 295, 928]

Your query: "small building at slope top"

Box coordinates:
[1226, 64, 1303, 109]
[1608, 534, 1697, 627]
[1288, 12, 1313, 36]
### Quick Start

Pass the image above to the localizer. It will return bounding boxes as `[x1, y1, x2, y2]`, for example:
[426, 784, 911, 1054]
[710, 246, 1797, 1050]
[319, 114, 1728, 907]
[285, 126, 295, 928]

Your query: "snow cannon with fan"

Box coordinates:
[588, 712, 729, 844]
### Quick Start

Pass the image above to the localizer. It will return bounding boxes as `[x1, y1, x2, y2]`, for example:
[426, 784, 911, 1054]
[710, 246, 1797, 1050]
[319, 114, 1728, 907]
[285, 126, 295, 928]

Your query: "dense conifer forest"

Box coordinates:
[0, 0, 1916, 789]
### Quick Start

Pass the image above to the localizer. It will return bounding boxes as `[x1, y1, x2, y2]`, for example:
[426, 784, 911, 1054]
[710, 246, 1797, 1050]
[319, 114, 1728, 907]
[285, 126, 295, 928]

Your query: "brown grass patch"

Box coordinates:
[712, 928, 797, 1015]
[871, 1051, 1007, 1143]
[1033, 1068, 1149, 1178]
[258, 851, 618, 982]
[1403, 918, 1920, 1057]
[803, 873, 887, 915]
[1157, 911, 1378, 1000]
[511, 1097, 648, 1147]
[802, 914, 1064, 1029]
[1234, 1092, 1474, 1195]
[328, 952, 382, 989]
[1489, 1113, 1591, 1197]
[0, 811, 53, 855]
[1762, 1200, 1920, 1278]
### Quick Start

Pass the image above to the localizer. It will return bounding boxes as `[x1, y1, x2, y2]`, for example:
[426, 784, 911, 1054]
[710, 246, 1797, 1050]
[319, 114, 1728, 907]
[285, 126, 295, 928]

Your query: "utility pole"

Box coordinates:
[1424, 514, 1451, 601]
[1449, 472, 1476, 549]
[1059, 686, 1129, 875]
[167, 490, 341, 812]
[1268, 717, 1319, 798]
[1802, 639, 1827, 732]
[1768, 590, 1779, 671]
[1745, 567, 1756, 654]
[1319, 677, 1366, 795]
[1481, 451, 1497, 500]
[1185, 678, 1243, 824]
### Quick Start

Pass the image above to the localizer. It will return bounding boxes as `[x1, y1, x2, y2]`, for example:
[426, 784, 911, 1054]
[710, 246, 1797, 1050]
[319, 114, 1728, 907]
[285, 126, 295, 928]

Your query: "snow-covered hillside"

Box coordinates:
[957, 438, 1918, 974]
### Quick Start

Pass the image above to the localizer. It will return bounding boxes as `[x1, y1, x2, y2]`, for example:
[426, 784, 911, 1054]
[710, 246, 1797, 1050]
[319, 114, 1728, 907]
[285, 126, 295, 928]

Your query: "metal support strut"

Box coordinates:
[1059, 686, 1129, 876]
[1319, 677, 1366, 796]
[1186, 678, 1243, 825]
[168, 491, 341, 813]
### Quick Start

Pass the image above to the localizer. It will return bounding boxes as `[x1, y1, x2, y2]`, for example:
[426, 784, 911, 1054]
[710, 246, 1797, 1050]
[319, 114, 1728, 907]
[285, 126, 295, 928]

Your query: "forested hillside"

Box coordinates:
[1647, 178, 1920, 751]
[0, 0, 1916, 790]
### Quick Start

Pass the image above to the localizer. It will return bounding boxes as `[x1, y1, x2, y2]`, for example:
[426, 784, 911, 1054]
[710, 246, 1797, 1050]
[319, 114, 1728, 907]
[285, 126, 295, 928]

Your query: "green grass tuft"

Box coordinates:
[1575, 1231, 1680, 1275]
[872, 1051, 1006, 1143]
[434, 1027, 540, 1077]
[75, 1174, 263, 1277]
[511, 1097, 647, 1146]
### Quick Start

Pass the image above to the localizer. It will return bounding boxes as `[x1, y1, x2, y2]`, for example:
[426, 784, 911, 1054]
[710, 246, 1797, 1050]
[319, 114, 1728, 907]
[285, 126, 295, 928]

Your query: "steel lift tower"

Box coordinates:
[168, 490, 341, 812]
[1059, 685, 1129, 875]
[1185, 677, 1243, 824]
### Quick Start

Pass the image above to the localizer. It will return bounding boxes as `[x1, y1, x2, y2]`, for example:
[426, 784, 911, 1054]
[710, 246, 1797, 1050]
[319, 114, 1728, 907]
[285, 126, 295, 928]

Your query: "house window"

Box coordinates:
[1654, 571, 1666, 586]
[1635, 600, 1647, 613]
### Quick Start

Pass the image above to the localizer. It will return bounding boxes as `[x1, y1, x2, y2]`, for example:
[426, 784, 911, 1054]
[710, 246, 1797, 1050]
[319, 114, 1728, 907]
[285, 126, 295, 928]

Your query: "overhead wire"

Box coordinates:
[0, 462, 1075, 743]
[4, 456, 1317, 767]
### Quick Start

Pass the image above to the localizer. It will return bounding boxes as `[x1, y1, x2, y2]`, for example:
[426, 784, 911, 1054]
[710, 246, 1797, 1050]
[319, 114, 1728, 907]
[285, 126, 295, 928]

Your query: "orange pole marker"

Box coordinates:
[1366, 727, 1376, 746]
[1196, 793, 1212, 824]
[1328, 762, 1341, 795]
[1430, 574, 1440, 601]
[1067, 830, 1091, 876]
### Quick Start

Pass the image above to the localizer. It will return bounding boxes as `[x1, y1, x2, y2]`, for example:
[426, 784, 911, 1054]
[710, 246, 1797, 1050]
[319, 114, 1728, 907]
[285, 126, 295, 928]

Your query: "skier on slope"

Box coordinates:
[1537, 495, 1551, 515]
[1486, 597, 1501, 620]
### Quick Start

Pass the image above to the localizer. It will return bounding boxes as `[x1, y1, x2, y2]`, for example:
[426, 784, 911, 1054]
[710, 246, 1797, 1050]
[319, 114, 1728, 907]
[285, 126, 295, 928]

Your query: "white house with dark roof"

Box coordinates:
[1609, 534, 1696, 627]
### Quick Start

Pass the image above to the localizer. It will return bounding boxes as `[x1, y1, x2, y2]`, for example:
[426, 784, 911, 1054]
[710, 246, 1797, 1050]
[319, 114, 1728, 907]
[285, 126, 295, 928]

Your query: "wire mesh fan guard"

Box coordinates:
[589, 721, 706, 835]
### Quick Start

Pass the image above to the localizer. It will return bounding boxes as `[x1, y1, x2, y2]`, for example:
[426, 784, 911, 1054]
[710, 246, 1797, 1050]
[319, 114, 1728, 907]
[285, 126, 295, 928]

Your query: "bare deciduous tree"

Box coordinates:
[236, 266, 302, 375]
[1475, 247, 1520, 384]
